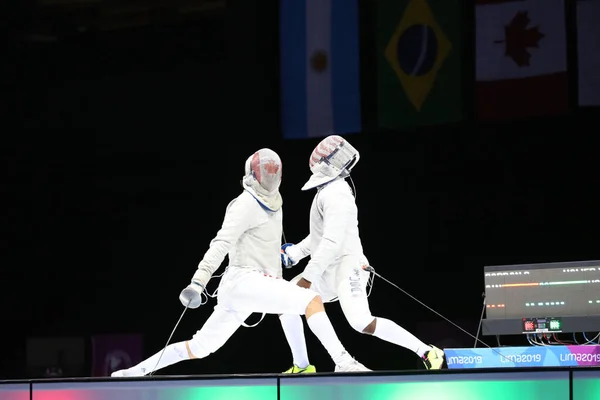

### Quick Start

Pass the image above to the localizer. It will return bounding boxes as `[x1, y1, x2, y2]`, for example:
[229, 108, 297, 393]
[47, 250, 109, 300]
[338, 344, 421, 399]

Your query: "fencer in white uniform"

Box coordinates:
[280, 136, 445, 373]
[111, 148, 367, 377]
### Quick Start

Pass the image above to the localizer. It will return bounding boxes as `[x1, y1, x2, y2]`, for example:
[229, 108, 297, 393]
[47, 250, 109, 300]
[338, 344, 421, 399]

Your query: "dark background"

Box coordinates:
[2, 0, 599, 379]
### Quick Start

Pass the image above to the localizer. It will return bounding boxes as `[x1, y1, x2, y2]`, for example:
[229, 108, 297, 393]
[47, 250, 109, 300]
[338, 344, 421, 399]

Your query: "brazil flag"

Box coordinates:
[377, 0, 462, 129]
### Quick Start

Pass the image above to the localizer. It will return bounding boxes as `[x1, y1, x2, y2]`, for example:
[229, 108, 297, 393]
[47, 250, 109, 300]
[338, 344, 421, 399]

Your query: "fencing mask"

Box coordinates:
[302, 135, 360, 191]
[242, 148, 283, 211]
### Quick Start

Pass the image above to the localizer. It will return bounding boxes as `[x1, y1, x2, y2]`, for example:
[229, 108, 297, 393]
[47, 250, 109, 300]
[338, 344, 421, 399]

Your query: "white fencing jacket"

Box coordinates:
[193, 190, 283, 287]
[290, 178, 367, 284]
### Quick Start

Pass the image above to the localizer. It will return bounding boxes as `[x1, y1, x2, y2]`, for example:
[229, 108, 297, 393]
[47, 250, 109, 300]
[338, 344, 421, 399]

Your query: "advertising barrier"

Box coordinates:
[0, 383, 30, 400]
[280, 371, 568, 400]
[0, 367, 595, 400]
[573, 369, 600, 400]
[445, 345, 600, 369]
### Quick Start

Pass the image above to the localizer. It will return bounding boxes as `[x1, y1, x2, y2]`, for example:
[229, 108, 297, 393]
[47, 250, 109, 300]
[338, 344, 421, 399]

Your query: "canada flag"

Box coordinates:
[476, 0, 569, 120]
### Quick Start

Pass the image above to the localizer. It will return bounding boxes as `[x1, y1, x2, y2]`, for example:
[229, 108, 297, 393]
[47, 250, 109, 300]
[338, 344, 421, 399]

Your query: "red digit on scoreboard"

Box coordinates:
[524, 321, 535, 331]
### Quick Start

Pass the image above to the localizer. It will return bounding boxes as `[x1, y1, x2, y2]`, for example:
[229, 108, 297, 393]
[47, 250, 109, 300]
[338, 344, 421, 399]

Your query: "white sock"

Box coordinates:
[280, 314, 310, 368]
[126, 341, 190, 376]
[306, 311, 348, 365]
[373, 317, 432, 357]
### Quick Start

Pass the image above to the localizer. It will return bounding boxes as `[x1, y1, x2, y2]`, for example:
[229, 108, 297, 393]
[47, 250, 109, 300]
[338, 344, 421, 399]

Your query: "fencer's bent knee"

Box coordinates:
[346, 311, 375, 333]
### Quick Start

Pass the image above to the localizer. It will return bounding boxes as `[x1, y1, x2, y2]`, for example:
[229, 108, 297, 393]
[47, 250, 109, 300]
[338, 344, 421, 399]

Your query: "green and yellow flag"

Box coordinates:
[377, 0, 462, 129]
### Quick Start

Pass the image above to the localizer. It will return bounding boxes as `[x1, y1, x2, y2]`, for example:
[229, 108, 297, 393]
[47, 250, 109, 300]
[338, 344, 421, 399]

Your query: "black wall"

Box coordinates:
[2, 0, 599, 378]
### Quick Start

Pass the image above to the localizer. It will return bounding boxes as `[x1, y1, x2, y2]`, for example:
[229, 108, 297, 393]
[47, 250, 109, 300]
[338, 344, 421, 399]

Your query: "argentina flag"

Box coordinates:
[280, 0, 362, 139]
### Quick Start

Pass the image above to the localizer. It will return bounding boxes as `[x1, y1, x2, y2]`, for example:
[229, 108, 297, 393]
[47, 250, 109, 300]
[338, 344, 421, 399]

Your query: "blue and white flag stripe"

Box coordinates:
[280, 0, 361, 139]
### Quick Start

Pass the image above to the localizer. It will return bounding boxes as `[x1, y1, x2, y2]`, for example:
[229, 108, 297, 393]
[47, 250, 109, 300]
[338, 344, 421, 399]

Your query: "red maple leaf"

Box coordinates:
[494, 11, 545, 67]
[264, 160, 280, 174]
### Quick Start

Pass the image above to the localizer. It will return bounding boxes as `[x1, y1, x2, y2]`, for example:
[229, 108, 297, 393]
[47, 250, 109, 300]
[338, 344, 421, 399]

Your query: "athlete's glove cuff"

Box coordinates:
[281, 243, 300, 268]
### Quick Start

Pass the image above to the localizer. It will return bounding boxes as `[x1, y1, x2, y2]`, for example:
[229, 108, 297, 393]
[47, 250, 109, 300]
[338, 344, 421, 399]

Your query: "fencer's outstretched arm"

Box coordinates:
[192, 195, 254, 287]
[295, 235, 312, 257]
[302, 184, 354, 284]
[284, 234, 312, 263]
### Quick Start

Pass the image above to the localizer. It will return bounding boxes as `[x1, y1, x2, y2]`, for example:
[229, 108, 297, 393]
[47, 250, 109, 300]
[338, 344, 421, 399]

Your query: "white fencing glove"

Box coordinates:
[179, 283, 204, 309]
[179, 269, 210, 309]
[281, 243, 300, 269]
